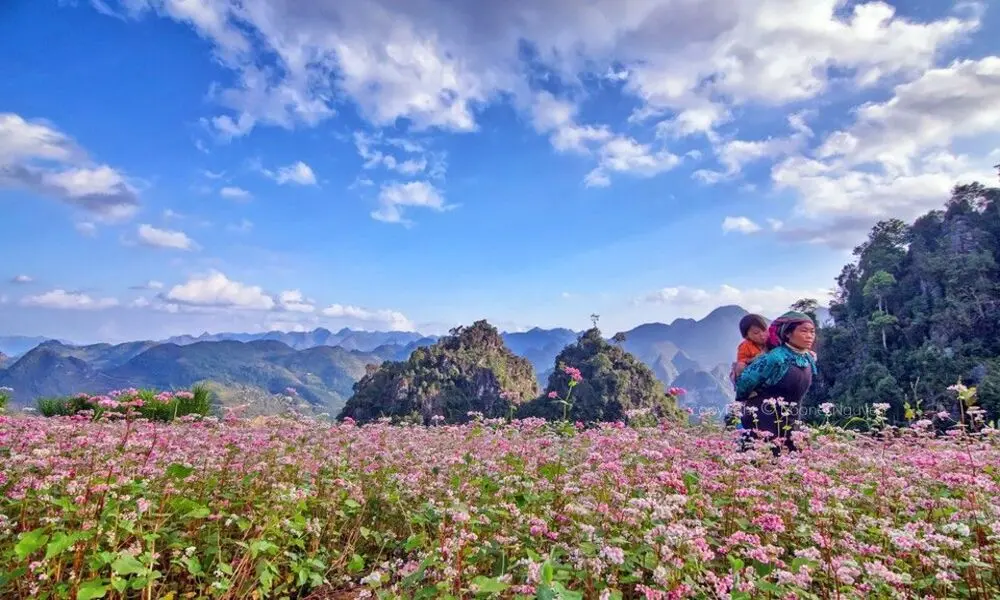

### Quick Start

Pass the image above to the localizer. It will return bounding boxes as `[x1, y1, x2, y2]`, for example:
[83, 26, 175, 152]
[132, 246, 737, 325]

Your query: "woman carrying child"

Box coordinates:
[734, 311, 817, 455]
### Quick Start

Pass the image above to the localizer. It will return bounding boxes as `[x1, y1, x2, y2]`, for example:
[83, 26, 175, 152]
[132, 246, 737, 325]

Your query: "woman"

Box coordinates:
[735, 311, 817, 455]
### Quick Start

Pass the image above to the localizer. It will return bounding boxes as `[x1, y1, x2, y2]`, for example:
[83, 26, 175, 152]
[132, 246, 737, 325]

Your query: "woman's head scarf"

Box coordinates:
[767, 311, 814, 348]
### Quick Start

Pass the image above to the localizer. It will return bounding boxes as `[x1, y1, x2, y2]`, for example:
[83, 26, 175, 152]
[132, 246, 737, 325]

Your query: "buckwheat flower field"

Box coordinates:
[2, 413, 999, 599]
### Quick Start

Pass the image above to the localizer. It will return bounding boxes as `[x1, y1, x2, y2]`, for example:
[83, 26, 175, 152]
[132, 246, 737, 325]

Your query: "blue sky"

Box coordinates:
[1, 0, 998, 343]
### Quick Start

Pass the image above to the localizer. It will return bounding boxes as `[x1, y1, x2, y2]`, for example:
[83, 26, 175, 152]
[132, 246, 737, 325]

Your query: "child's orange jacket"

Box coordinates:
[736, 340, 765, 365]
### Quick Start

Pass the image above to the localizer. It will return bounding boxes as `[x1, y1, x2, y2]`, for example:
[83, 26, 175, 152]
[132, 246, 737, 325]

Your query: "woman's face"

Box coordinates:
[787, 321, 816, 350]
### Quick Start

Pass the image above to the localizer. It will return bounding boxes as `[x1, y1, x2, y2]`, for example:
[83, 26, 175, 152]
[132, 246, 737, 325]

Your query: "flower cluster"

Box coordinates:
[1, 412, 998, 598]
[36, 387, 210, 422]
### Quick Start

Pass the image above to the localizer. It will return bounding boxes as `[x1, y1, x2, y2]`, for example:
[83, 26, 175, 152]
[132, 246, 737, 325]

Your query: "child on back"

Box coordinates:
[730, 314, 769, 384]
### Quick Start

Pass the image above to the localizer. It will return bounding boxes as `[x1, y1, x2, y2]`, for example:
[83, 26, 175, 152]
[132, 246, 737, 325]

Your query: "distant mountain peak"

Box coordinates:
[38, 339, 68, 348]
[705, 305, 748, 319]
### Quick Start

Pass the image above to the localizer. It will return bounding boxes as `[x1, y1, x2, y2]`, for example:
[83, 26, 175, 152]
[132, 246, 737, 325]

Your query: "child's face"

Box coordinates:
[747, 326, 768, 345]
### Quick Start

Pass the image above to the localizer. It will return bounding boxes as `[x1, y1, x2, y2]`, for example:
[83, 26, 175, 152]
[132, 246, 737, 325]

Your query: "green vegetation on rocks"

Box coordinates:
[812, 181, 1000, 424]
[338, 320, 539, 424]
[521, 328, 684, 423]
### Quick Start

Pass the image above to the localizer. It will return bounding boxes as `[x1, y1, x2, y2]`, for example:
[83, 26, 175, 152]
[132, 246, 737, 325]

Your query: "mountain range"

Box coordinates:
[1, 305, 821, 415]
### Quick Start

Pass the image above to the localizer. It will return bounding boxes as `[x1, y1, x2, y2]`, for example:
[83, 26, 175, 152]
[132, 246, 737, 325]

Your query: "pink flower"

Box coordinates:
[547, 391, 558, 399]
[599, 545, 626, 565]
[562, 366, 583, 382]
[669, 387, 687, 396]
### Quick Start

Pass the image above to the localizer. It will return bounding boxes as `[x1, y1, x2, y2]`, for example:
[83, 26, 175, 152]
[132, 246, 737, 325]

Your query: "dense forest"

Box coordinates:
[809, 179, 1000, 423]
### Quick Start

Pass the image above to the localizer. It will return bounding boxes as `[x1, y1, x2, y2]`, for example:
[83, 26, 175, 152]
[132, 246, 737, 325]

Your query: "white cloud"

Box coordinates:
[278, 290, 315, 313]
[528, 91, 678, 186]
[721, 217, 761, 234]
[165, 271, 275, 310]
[0, 112, 138, 218]
[772, 56, 1000, 242]
[585, 136, 679, 188]
[353, 131, 441, 180]
[21, 289, 119, 310]
[373, 181, 449, 224]
[137, 224, 197, 250]
[130, 280, 164, 290]
[321, 303, 414, 331]
[88, 0, 978, 175]
[266, 320, 310, 333]
[226, 218, 254, 233]
[640, 284, 832, 317]
[11, 274, 33, 284]
[260, 160, 317, 185]
[202, 169, 225, 179]
[75, 221, 98, 236]
[220, 186, 251, 200]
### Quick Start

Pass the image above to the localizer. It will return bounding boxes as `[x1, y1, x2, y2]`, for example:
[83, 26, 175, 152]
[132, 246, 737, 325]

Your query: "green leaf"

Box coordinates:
[404, 534, 425, 552]
[165, 463, 194, 479]
[728, 556, 744, 572]
[540, 560, 554, 585]
[183, 556, 203, 577]
[14, 529, 49, 560]
[183, 505, 211, 519]
[249, 540, 278, 556]
[45, 532, 79, 560]
[471, 576, 509, 594]
[552, 582, 583, 600]
[347, 553, 365, 573]
[111, 554, 147, 576]
[77, 579, 109, 600]
[755, 562, 775, 578]
[536, 585, 557, 600]
[344, 498, 361, 510]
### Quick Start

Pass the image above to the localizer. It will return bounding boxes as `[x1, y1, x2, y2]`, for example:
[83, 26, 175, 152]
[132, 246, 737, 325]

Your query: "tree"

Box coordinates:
[611, 332, 627, 346]
[867, 312, 899, 351]
[790, 298, 820, 323]
[853, 219, 909, 278]
[862, 270, 896, 314]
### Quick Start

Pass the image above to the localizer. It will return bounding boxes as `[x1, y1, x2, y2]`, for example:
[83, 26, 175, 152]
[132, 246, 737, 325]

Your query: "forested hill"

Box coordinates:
[812, 181, 1000, 422]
